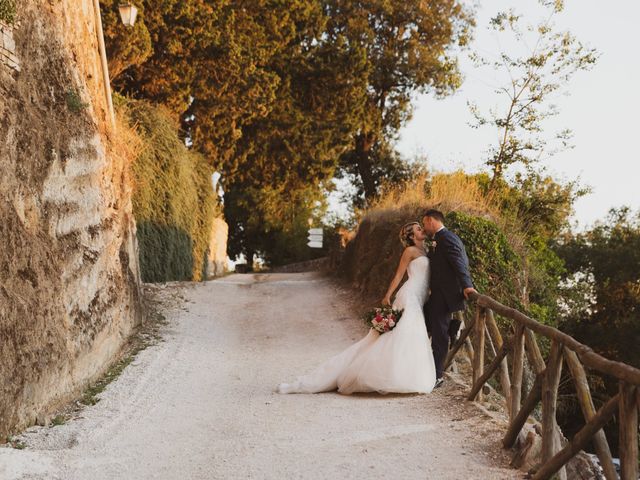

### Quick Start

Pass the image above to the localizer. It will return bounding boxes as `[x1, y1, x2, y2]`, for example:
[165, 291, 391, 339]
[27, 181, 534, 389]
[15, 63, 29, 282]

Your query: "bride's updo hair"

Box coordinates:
[399, 222, 420, 248]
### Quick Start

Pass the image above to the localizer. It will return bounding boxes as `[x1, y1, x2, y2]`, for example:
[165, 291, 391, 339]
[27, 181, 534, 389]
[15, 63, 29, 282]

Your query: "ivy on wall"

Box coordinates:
[117, 97, 221, 283]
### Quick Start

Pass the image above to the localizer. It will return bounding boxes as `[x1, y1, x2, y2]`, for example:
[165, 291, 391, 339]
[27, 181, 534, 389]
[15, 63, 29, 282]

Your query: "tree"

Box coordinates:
[336, 140, 427, 210]
[325, 0, 473, 203]
[100, 1, 474, 262]
[483, 169, 588, 239]
[468, 1, 598, 188]
[101, 0, 290, 164]
[99, 0, 152, 80]
[556, 207, 640, 367]
[224, 2, 369, 264]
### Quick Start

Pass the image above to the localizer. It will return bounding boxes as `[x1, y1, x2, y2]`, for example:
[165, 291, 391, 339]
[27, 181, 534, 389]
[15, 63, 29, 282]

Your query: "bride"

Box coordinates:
[276, 222, 436, 395]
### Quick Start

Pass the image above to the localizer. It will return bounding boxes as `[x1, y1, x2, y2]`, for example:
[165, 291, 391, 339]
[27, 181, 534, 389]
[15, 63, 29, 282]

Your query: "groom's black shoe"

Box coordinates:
[434, 378, 444, 389]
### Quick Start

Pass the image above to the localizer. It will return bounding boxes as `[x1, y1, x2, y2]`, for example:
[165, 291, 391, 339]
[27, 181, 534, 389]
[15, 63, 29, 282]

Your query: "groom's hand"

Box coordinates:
[463, 287, 478, 300]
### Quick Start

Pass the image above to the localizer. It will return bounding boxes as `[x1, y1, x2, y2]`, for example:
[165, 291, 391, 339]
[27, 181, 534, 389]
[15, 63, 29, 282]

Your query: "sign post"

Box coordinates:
[307, 228, 323, 248]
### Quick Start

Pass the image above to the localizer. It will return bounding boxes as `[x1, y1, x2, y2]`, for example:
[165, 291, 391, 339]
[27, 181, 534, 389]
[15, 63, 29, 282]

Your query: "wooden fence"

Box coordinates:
[446, 292, 639, 480]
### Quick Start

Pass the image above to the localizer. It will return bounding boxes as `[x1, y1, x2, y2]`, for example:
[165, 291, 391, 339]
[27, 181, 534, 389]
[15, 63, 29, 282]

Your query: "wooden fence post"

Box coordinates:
[444, 311, 475, 371]
[532, 394, 620, 480]
[486, 309, 511, 408]
[510, 324, 525, 422]
[503, 372, 543, 448]
[451, 293, 640, 479]
[564, 348, 617, 480]
[467, 342, 510, 401]
[524, 328, 546, 375]
[471, 306, 486, 401]
[541, 340, 565, 480]
[619, 382, 638, 480]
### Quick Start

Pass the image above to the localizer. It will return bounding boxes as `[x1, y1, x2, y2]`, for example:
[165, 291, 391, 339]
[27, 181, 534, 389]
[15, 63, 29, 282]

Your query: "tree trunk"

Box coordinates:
[245, 249, 255, 272]
[354, 132, 377, 203]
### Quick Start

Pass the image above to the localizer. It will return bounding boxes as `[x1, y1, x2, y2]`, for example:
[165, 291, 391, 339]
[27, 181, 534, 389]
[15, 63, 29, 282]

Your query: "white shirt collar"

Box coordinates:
[436, 226, 445, 233]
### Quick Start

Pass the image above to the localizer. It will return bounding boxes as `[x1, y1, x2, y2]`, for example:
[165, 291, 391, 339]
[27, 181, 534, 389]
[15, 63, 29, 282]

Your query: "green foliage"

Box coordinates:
[103, 0, 289, 161]
[556, 207, 640, 367]
[524, 233, 566, 326]
[65, 89, 88, 113]
[339, 205, 522, 317]
[50, 415, 66, 427]
[99, 0, 152, 80]
[0, 0, 16, 24]
[7, 437, 26, 449]
[101, 0, 474, 262]
[120, 98, 220, 282]
[554, 207, 640, 455]
[226, 182, 329, 267]
[329, 0, 473, 202]
[445, 211, 522, 309]
[484, 170, 588, 239]
[473, 169, 585, 327]
[223, 2, 371, 264]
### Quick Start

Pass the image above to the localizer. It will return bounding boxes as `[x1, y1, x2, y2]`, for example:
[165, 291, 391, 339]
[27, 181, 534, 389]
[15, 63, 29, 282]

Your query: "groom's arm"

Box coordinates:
[442, 234, 473, 290]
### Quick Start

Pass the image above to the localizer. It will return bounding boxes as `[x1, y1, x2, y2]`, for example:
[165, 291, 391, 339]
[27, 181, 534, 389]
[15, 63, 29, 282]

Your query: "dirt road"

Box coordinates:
[0, 272, 521, 479]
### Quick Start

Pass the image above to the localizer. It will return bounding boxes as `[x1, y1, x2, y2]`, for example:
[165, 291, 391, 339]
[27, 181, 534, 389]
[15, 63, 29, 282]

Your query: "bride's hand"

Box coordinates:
[382, 296, 392, 306]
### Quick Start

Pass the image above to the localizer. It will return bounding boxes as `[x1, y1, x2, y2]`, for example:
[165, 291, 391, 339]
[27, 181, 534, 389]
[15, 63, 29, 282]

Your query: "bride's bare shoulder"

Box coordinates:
[402, 246, 422, 258]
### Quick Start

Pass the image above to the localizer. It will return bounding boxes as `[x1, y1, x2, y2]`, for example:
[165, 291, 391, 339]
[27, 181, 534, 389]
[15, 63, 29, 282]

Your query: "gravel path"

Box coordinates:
[0, 272, 522, 479]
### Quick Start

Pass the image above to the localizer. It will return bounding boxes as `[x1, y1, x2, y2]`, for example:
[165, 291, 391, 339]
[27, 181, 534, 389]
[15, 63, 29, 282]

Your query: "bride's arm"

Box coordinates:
[382, 248, 415, 305]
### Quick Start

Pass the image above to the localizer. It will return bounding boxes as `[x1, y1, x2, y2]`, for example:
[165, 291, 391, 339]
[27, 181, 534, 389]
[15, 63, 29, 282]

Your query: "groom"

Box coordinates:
[422, 209, 477, 388]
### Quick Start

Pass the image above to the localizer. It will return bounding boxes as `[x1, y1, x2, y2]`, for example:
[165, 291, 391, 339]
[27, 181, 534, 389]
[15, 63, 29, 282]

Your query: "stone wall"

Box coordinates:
[0, 21, 19, 71]
[206, 217, 229, 278]
[0, 0, 141, 438]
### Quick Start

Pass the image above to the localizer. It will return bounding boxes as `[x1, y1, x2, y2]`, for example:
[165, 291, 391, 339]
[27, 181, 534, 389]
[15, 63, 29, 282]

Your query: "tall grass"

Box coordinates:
[366, 171, 526, 258]
[337, 170, 535, 307]
[369, 171, 498, 222]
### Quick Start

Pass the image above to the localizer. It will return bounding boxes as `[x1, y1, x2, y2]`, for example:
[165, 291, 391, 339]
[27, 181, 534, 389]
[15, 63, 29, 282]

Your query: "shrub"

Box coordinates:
[65, 89, 89, 113]
[445, 211, 521, 309]
[339, 206, 522, 314]
[116, 97, 221, 282]
[337, 171, 569, 331]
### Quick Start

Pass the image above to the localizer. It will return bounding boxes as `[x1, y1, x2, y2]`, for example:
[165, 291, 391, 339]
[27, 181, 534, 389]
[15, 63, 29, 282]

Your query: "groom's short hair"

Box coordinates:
[423, 209, 445, 224]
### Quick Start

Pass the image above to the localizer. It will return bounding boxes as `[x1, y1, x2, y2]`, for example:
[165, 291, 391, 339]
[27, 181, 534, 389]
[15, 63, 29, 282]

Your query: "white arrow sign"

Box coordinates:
[308, 234, 323, 242]
[308, 228, 323, 235]
[307, 241, 323, 248]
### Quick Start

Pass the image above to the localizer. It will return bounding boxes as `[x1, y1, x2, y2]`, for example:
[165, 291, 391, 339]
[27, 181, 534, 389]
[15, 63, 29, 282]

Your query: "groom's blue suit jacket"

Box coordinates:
[428, 227, 473, 312]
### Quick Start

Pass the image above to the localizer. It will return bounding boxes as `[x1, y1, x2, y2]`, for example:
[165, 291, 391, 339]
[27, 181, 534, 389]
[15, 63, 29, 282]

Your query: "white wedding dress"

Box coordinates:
[277, 255, 436, 395]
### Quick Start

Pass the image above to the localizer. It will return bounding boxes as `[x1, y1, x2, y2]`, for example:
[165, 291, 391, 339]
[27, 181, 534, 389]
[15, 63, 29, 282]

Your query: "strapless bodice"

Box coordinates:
[394, 255, 430, 308]
[407, 255, 429, 279]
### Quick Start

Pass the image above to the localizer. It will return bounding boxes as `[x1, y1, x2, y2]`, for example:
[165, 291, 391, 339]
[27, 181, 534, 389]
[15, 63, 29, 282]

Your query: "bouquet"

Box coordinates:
[363, 306, 403, 334]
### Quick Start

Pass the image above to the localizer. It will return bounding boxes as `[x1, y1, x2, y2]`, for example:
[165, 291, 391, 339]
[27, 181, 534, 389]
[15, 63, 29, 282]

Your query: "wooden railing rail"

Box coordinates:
[448, 292, 640, 480]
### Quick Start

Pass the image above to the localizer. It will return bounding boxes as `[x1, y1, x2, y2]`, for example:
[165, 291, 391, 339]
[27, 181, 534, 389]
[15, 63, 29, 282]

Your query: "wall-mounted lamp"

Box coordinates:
[118, 3, 138, 27]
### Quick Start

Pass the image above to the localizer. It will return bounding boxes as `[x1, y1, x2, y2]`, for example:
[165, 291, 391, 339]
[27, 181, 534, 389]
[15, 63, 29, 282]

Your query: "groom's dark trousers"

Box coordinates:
[426, 289, 454, 380]
[425, 227, 474, 379]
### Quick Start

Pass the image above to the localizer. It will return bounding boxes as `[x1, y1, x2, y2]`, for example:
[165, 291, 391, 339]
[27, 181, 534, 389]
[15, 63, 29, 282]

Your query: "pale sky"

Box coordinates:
[397, 1, 640, 230]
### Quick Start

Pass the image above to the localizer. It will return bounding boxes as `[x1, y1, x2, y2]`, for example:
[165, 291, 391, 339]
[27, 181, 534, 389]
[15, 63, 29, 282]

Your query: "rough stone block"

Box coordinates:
[4, 33, 15, 52]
